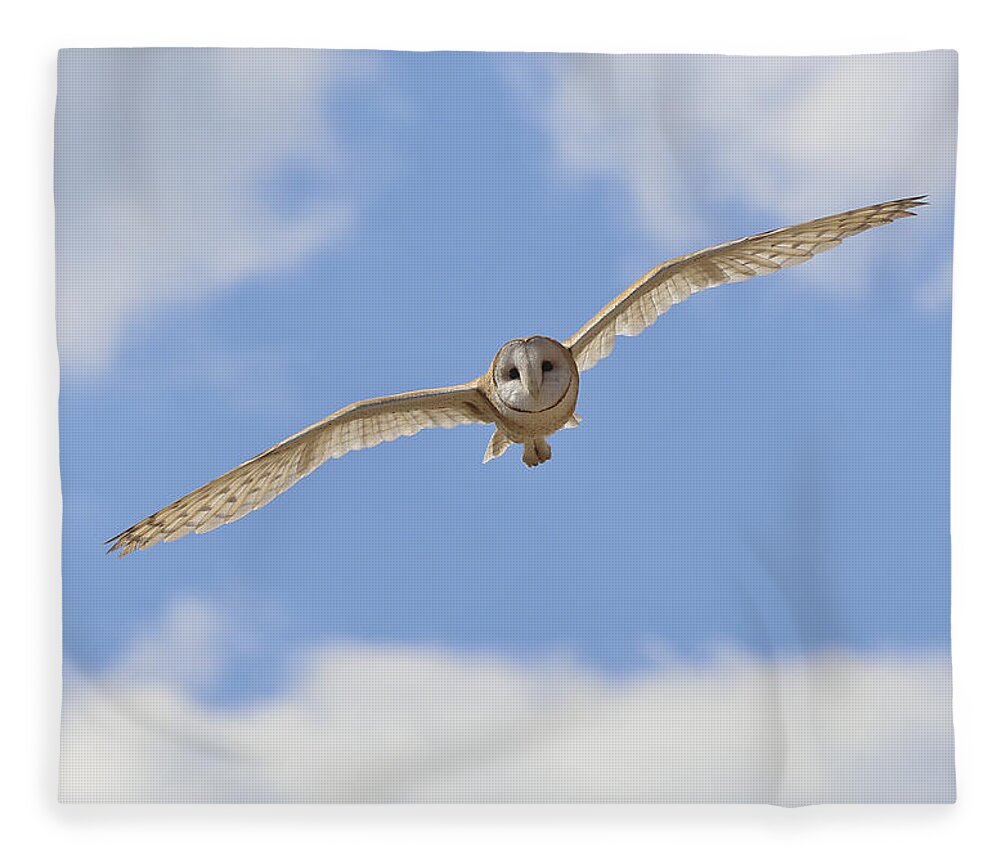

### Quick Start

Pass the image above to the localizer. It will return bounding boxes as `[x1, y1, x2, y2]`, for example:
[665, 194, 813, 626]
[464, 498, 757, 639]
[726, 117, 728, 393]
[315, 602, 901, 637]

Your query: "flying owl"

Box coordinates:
[108, 196, 926, 556]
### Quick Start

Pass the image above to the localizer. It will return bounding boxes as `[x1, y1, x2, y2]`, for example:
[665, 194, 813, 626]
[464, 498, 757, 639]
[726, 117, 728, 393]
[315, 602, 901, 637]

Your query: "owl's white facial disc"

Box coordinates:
[493, 337, 573, 413]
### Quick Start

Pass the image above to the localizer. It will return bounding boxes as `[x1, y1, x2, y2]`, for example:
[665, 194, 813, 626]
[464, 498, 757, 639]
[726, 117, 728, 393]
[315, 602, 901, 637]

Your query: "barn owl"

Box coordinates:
[108, 196, 926, 556]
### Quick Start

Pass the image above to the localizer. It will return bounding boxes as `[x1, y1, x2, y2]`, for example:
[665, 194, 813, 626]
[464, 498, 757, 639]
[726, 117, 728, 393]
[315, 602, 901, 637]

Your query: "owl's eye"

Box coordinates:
[541, 360, 554, 373]
[508, 368, 520, 380]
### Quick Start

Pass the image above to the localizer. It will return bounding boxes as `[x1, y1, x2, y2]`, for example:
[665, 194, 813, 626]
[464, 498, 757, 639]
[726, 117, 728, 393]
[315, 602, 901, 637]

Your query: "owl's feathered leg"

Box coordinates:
[535, 438, 552, 462]
[522, 437, 551, 468]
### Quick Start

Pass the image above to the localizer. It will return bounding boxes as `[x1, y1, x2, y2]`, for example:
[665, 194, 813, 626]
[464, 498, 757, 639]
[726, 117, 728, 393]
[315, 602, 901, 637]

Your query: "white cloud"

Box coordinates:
[60, 600, 954, 803]
[537, 52, 957, 295]
[55, 49, 367, 373]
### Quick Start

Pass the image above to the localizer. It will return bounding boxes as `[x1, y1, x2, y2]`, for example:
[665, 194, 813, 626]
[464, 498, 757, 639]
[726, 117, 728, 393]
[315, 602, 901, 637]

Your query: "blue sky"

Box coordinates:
[57, 50, 956, 708]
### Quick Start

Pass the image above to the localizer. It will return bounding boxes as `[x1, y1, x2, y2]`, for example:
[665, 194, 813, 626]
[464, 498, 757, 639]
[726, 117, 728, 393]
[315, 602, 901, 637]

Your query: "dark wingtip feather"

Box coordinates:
[104, 531, 134, 558]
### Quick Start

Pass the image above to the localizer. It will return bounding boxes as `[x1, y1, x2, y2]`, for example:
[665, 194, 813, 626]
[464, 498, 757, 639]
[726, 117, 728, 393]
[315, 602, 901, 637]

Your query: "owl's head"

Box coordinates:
[492, 336, 576, 413]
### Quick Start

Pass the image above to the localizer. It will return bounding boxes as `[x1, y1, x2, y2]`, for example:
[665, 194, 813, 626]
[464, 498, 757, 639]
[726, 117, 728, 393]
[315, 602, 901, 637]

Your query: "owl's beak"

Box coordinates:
[522, 363, 542, 400]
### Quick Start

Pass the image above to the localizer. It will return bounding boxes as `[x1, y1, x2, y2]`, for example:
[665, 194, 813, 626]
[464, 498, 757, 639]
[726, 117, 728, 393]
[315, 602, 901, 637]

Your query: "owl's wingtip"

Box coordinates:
[104, 541, 125, 558]
[104, 532, 137, 558]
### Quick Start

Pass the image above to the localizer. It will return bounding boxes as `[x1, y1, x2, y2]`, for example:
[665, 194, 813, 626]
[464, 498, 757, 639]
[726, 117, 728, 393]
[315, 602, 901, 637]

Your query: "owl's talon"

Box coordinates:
[522, 438, 551, 467]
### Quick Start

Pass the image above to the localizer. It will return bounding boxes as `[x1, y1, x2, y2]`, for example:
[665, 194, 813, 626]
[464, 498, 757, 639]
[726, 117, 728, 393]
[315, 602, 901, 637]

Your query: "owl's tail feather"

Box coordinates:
[482, 428, 512, 464]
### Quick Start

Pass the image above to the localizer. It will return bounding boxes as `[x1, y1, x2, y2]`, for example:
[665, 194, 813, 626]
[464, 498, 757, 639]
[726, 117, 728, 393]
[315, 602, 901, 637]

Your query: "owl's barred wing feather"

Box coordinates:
[564, 196, 927, 372]
[108, 383, 495, 556]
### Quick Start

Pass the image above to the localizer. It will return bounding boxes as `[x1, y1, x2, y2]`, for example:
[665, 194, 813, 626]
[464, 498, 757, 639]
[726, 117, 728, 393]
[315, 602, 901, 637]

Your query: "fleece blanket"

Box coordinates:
[56, 49, 957, 803]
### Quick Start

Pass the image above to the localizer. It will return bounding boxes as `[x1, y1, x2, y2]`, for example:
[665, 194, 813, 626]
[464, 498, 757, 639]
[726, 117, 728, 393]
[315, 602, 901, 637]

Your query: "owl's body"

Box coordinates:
[478, 336, 580, 466]
[109, 196, 927, 556]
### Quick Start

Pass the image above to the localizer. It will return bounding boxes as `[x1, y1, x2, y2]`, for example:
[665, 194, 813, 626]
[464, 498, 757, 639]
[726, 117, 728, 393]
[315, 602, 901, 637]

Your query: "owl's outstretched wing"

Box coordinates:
[108, 382, 496, 556]
[564, 196, 927, 372]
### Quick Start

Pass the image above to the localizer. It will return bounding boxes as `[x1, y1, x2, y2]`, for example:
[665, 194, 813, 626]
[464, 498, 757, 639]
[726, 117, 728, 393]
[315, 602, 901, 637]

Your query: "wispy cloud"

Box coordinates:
[535, 52, 957, 297]
[60, 600, 954, 803]
[55, 49, 369, 374]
